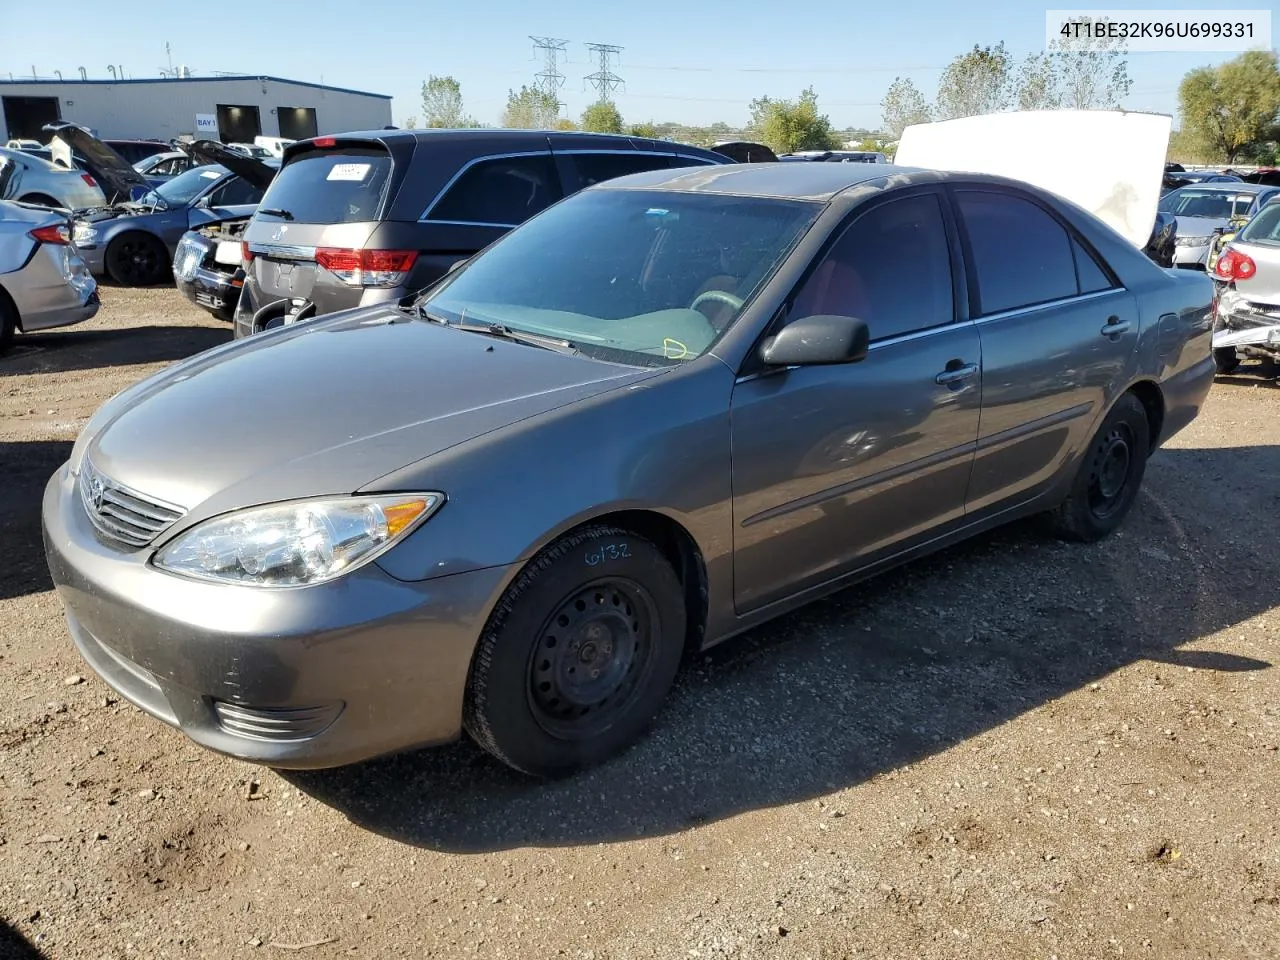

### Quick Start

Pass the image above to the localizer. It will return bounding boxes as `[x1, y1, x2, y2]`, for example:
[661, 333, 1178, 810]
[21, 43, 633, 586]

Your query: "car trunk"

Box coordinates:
[1231, 240, 1280, 306]
[243, 141, 395, 305]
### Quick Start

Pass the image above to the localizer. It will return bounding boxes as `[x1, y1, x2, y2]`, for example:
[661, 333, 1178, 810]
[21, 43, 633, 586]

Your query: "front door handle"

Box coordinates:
[935, 362, 979, 386]
[1100, 315, 1131, 337]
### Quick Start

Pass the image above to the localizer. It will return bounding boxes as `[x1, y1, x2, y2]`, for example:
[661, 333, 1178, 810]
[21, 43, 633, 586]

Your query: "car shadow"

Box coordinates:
[0, 918, 47, 958]
[1, 325, 229, 376]
[0, 441, 72, 601]
[284, 444, 1278, 853]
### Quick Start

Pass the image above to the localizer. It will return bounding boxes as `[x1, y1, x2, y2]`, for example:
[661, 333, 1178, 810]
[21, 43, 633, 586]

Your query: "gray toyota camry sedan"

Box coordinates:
[42, 162, 1215, 777]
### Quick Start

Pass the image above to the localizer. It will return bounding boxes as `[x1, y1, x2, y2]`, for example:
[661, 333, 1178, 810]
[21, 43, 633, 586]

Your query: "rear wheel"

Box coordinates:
[463, 525, 687, 777]
[0, 289, 17, 354]
[105, 232, 168, 286]
[1045, 392, 1151, 543]
[1213, 346, 1240, 375]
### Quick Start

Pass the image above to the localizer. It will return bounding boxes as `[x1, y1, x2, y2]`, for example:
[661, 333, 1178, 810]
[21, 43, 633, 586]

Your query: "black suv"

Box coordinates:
[233, 129, 736, 336]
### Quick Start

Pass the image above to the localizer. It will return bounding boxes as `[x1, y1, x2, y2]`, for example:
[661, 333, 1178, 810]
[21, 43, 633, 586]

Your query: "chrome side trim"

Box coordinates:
[973, 287, 1126, 325]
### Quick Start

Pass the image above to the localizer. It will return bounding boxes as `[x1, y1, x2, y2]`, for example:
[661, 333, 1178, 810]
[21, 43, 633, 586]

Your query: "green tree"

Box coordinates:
[420, 75, 477, 128]
[581, 100, 624, 134]
[935, 43, 1013, 119]
[501, 85, 560, 129]
[880, 77, 931, 139]
[1179, 50, 1280, 164]
[402, 116, 418, 129]
[554, 118, 579, 131]
[1047, 16, 1133, 109]
[1015, 53, 1062, 111]
[629, 120, 661, 139]
[748, 87, 840, 153]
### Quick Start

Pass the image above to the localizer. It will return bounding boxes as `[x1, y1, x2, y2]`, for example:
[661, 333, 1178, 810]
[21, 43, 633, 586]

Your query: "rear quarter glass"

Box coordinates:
[259, 147, 393, 224]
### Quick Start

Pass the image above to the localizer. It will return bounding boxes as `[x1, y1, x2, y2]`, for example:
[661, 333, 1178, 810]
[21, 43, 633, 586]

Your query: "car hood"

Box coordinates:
[43, 121, 151, 201]
[895, 109, 1171, 249]
[82, 308, 659, 525]
[184, 139, 277, 189]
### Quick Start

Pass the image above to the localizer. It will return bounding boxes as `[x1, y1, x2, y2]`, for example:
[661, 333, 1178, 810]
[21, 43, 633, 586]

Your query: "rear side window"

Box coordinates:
[258, 146, 392, 224]
[957, 191, 1080, 315]
[1073, 237, 1114, 294]
[562, 152, 671, 192]
[427, 155, 560, 226]
[1240, 202, 1280, 243]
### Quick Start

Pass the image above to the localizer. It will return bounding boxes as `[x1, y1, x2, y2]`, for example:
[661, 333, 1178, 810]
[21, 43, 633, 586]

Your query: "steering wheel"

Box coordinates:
[689, 289, 745, 314]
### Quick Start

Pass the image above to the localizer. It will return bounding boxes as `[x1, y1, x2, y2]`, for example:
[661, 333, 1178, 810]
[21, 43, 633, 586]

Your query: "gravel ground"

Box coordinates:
[2, 286, 1278, 960]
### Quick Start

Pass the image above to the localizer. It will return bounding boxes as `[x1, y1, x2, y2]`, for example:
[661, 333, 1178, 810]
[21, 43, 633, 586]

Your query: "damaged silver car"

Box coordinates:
[1212, 196, 1280, 374]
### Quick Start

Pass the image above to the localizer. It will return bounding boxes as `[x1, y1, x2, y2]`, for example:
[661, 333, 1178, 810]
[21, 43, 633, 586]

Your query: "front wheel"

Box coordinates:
[463, 525, 687, 777]
[105, 232, 169, 286]
[1045, 392, 1151, 543]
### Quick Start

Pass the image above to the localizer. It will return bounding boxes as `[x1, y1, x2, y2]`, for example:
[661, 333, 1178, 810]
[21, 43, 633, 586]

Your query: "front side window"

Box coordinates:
[563, 152, 671, 192]
[788, 192, 954, 341]
[957, 191, 1079, 315]
[421, 188, 821, 366]
[152, 165, 227, 207]
[209, 176, 265, 207]
[427, 155, 561, 226]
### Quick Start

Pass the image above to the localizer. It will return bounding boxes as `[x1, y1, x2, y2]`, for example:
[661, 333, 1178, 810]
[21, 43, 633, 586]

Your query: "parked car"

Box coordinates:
[134, 151, 194, 186]
[227, 143, 274, 160]
[5, 138, 43, 151]
[0, 147, 106, 211]
[102, 139, 171, 166]
[1144, 209, 1177, 267]
[172, 210, 250, 320]
[69, 141, 277, 286]
[233, 129, 743, 336]
[0, 200, 99, 353]
[780, 150, 889, 163]
[43, 162, 1214, 777]
[1160, 169, 1242, 196]
[1159, 183, 1280, 269]
[1210, 195, 1280, 374]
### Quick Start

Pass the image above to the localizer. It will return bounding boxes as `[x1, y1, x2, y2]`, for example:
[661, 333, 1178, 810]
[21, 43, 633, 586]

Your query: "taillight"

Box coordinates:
[1214, 246, 1257, 282]
[29, 223, 71, 245]
[315, 248, 418, 287]
[241, 241, 255, 264]
[80, 173, 97, 187]
[313, 137, 336, 148]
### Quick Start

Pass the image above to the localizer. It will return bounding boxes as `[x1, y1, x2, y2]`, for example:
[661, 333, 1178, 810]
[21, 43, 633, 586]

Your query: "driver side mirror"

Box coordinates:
[194, 195, 211, 209]
[761, 314, 870, 366]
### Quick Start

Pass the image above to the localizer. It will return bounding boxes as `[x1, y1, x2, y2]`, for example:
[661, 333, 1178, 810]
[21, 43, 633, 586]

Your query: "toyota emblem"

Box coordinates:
[88, 475, 105, 511]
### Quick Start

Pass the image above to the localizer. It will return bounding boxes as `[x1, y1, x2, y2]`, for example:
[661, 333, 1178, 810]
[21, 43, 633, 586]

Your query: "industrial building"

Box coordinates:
[0, 75, 393, 144]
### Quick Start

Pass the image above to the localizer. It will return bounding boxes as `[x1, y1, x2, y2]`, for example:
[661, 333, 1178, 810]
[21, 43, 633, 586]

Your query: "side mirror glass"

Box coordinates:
[761, 314, 870, 366]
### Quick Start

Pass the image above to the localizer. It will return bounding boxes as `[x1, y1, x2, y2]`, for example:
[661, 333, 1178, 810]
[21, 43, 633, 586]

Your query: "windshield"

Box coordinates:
[1240, 202, 1280, 244]
[141, 164, 225, 207]
[421, 188, 821, 366]
[1158, 188, 1255, 220]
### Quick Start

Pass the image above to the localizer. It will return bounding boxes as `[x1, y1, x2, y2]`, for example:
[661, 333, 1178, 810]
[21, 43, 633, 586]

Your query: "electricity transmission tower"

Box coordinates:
[530, 36, 569, 111]
[584, 43, 624, 102]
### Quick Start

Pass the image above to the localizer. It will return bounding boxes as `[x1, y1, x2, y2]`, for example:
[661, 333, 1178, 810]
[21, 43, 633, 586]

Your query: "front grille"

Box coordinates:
[78, 458, 186, 549]
[212, 701, 343, 742]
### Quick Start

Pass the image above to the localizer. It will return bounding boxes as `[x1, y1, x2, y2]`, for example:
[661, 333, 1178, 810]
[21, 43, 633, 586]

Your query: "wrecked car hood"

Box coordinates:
[895, 109, 1172, 249]
[183, 139, 277, 190]
[43, 121, 151, 202]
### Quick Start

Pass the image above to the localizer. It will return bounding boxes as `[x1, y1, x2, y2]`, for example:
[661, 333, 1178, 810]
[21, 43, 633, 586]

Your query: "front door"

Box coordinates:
[730, 189, 982, 613]
[950, 187, 1141, 514]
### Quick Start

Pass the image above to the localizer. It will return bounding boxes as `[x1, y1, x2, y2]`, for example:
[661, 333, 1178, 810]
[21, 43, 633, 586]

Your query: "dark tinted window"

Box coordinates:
[957, 191, 1078, 314]
[209, 176, 265, 207]
[563, 152, 671, 192]
[1073, 237, 1114, 294]
[789, 193, 954, 340]
[256, 146, 392, 224]
[428, 154, 561, 226]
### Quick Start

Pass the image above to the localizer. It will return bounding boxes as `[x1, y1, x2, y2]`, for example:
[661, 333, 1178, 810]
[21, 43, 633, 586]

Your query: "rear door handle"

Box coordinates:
[1101, 315, 1131, 337]
[935, 362, 979, 386]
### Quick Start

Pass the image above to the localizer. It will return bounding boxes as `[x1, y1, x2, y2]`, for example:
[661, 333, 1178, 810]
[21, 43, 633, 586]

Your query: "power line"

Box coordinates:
[584, 42, 624, 102]
[529, 36, 569, 111]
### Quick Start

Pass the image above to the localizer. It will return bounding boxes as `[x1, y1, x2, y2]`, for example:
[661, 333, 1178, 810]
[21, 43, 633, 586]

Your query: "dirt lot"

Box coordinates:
[2, 286, 1278, 960]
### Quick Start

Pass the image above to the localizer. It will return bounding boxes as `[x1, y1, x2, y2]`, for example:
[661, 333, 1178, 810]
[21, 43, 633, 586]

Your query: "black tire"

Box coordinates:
[0, 288, 17, 355]
[1213, 346, 1240, 375]
[463, 524, 687, 778]
[16, 194, 60, 208]
[105, 232, 169, 286]
[1045, 392, 1151, 543]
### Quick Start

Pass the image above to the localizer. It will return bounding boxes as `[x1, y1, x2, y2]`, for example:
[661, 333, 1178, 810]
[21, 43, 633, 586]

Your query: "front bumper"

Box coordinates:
[1171, 242, 1211, 269]
[175, 265, 242, 320]
[41, 463, 511, 769]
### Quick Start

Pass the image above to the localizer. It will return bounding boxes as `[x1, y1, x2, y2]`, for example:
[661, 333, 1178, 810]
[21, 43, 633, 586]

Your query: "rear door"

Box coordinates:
[244, 143, 397, 304]
[952, 186, 1140, 515]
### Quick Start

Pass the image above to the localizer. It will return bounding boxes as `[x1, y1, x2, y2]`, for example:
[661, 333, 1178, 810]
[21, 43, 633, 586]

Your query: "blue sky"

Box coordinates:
[0, 0, 1267, 130]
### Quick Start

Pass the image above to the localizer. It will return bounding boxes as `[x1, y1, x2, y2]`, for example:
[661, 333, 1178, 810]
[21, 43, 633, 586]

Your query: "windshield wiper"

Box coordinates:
[258, 207, 294, 220]
[453, 321, 578, 354]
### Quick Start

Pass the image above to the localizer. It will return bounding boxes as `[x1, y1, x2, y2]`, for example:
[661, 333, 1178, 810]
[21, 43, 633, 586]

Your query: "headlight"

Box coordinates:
[1174, 236, 1209, 247]
[152, 494, 443, 587]
[73, 223, 98, 244]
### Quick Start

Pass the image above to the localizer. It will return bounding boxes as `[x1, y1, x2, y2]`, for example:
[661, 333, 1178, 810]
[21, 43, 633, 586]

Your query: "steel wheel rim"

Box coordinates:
[526, 578, 657, 741]
[1087, 424, 1134, 519]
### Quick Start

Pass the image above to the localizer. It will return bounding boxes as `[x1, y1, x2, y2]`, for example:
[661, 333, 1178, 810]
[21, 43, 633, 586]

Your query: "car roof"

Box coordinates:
[590, 161, 939, 200]
[1170, 181, 1273, 194]
[305, 127, 721, 156]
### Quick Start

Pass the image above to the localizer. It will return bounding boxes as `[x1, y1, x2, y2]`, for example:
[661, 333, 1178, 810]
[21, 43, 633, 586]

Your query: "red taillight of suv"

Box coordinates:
[315, 248, 418, 287]
[80, 174, 98, 188]
[29, 223, 71, 245]
[241, 241, 255, 264]
[1214, 247, 1257, 282]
